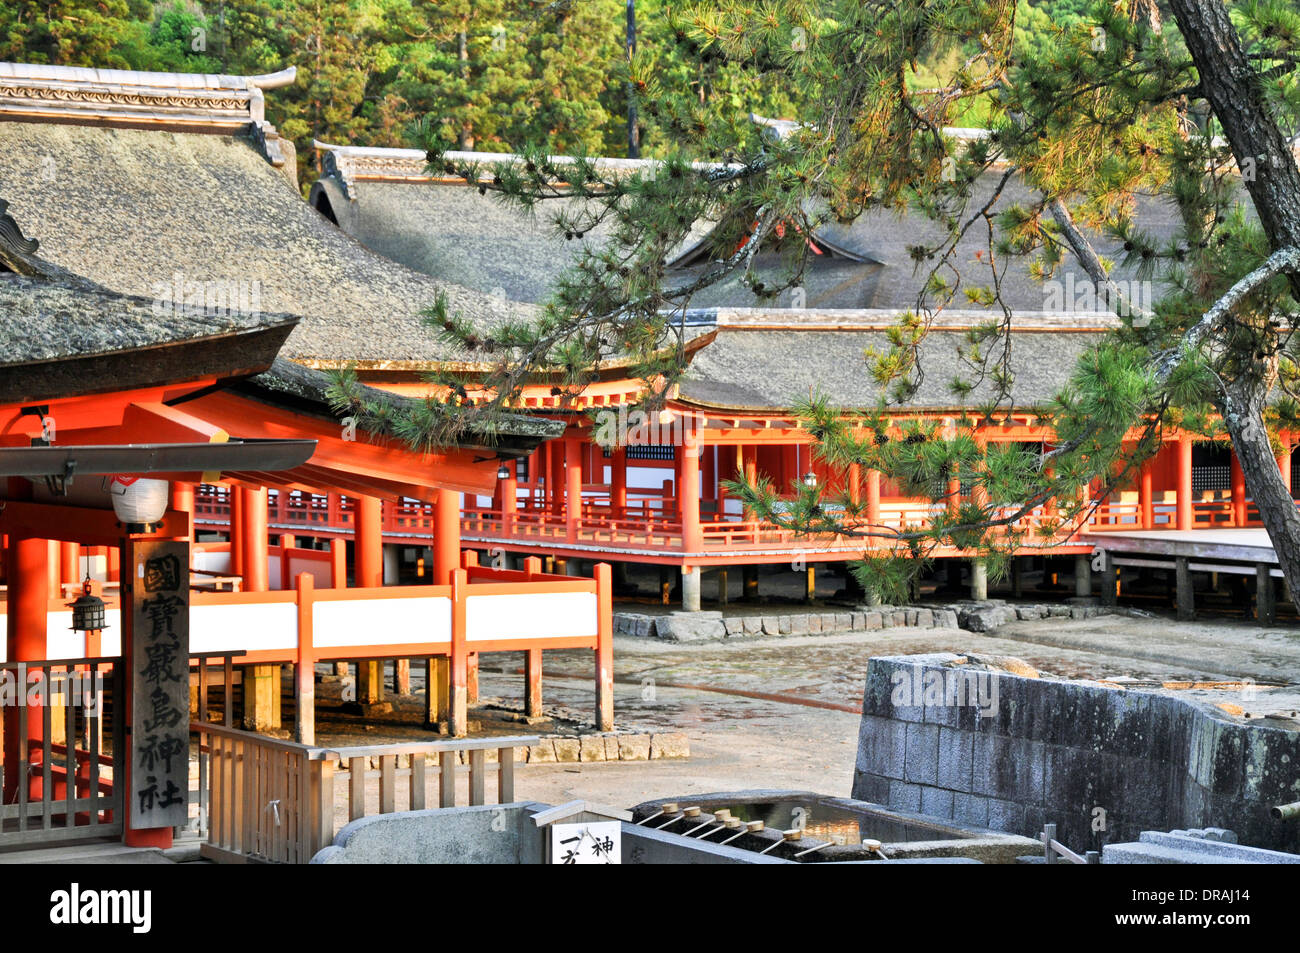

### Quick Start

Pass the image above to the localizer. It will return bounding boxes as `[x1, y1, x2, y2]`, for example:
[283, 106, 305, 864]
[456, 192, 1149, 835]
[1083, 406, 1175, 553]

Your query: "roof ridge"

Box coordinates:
[0, 61, 300, 184]
[0, 62, 296, 91]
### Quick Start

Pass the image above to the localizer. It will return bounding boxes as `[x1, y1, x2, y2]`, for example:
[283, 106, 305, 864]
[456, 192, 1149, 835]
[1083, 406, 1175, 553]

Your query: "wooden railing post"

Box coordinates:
[295, 573, 315, 745]
[595, 562, 614, 731]
[449, 568, 469, 737]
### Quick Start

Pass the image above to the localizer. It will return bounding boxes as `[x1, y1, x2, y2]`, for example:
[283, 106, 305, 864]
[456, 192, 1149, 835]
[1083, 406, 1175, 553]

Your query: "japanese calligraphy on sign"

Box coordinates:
[130, 540, 190, 829]
[548, 821, 621, 865]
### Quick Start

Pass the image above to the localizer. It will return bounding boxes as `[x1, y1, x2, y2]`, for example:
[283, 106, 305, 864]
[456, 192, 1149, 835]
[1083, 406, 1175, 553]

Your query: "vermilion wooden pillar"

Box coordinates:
[433, 489, 460, 584]
[594, 562, 614, 731]
[1177, 436, 1194, 531]
[229, 485, 244, 580]
[1279, 433, 1293, 498]
[1230, 449, 1247, 525]
[171, 482, 195, 527]
[549, 440, 565, 517]
[355, 495, 383, 587]
[238, 487, 279, 730]
[702, 443, 716, 508]
[60, 540, 79, 588]
[611, 447, 628, 513]
[2, 533, 49, 803]
[354, 495, 385, 706]
[565, 436, 582, 543]
[680, 437, 703, 551]
[238, 486, 270, 592]
[46, 539, 60, 596]
[782, 444, 798, 491]
[501, 460, 518, 533]
[1139, 458, 1154, 529]
[866, 469, 881, 528]
[848, 463, 862, 507]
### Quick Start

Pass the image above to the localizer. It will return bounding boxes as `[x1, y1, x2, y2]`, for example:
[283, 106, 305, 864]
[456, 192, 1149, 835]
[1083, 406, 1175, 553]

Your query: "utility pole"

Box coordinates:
[626, 0, 639, 158]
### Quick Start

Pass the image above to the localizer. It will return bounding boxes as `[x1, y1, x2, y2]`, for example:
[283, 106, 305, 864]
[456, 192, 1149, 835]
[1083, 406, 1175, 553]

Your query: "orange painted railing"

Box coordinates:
[193, 485, 1285, 555]
[8, 561, 615, 734]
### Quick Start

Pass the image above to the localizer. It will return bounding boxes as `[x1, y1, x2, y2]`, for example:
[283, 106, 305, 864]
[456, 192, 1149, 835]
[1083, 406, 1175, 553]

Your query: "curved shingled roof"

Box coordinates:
[311, 142, 1185, 314]
[310, 144, 715, 306]
[677, 315, 1113, 413]
[0, 121, 535, 367]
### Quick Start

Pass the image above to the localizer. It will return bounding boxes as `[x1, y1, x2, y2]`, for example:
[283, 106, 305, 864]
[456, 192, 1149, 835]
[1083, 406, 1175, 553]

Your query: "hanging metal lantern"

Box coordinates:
[69, 577, 108, 633]
[497, 462, 510, 480]
[802, 471, 818, 488]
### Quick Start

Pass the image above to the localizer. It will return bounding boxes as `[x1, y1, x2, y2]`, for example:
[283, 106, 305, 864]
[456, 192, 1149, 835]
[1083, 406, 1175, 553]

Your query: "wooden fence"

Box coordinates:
[192, 721, 538, 864]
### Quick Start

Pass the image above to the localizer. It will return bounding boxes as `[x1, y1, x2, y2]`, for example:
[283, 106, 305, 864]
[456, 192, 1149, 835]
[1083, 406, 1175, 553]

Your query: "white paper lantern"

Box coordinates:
[110, 477, 170, 525]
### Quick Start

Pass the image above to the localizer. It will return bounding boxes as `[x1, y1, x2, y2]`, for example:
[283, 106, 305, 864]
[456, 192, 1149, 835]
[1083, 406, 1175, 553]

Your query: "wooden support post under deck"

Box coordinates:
[595, 562, 614, 731]
[356, 661, 384, 706]
[681, 565, 701, 611]
[1074, 553, 1092, 599]
[425, 657, 450, 726]
[1175, 557, 1195, 621]
[1257, 563, 1276, 626]
[1097, 552, 1118, 608]
[717, 568, 729, 605]
[743, 565, 759, 601]
[805, 566, 815, 603]
[393, 659, 411, 695]
[525, 649, 543, 717]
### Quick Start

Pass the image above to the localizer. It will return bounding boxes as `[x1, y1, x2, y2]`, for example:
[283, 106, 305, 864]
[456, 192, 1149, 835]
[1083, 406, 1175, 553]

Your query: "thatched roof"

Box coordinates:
[243, 358, 564, 453]
[0, 270, 298, 403]
[310, 144, 714, 306]
[676, 313, 1114, 413]
[311, 142, 1185, 314]
[0, 114, 535, 367]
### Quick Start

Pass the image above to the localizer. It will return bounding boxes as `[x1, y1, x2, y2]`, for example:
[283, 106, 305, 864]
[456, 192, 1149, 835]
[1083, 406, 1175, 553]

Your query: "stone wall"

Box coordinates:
[312, 803, 549, 864]
[617, 600, 1109, 642]
[852, 653, 1300, 853]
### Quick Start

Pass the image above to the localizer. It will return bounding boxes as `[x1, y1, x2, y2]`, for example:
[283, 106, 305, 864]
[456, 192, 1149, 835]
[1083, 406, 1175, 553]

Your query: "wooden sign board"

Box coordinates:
[548, 821, 621, 864]
[129, 539, 191, 830]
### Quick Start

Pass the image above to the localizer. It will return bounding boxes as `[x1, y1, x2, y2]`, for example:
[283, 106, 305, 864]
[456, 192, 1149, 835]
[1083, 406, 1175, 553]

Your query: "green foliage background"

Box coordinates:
[0, 0, 1088, 185]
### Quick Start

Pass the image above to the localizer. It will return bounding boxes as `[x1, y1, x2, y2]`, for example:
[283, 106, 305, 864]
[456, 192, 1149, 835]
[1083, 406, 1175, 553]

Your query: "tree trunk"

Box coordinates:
[1219, 376, 1300, 610]
[1169, 0, 1300, 609]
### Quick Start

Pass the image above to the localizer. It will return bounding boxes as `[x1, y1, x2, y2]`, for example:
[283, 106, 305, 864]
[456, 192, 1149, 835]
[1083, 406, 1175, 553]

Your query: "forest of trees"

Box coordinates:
[0, 0, 1096, 185]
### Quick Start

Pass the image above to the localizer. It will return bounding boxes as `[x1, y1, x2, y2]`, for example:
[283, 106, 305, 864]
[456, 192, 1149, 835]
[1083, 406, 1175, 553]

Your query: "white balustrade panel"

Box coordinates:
[286, 555, 332, 589]
[0, 610, 123, 663]
[466, 592, 598, 642]
[191, 602, 298, 654]
[312, 597, 451, 649]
